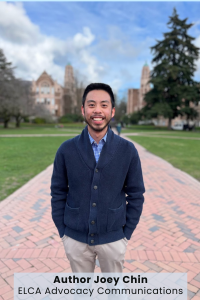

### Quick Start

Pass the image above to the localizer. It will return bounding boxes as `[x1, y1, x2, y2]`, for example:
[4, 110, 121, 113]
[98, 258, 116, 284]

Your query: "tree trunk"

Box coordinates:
[4, 119, 9, 128]
[168, 117, 172, 130]
[15, 115, 21, 128]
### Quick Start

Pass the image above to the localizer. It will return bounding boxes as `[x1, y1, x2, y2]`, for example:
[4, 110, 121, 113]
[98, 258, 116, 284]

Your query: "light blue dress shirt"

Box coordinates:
[88, 130, 107, 163]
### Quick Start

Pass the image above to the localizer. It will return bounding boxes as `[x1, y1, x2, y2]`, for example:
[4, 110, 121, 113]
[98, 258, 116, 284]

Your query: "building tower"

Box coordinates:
[63, 63, 77, 114]
[139, 62, 151, 109]
[64, 63, 75, 91]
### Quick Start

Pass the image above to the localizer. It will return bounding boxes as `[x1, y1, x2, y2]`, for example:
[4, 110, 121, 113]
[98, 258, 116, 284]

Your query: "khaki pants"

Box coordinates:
[62, 235, 128, 273]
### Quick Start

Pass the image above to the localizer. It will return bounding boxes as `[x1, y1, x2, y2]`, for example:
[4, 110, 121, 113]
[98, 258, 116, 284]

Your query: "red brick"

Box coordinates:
[123, 261, 137, 272]
[169, 251, 182, 262]
[39, 249, 50, 258]
[22, 249, 34, 258]
[13, 249, 27, 259]
[16, 259, 32, 270]
[0, 285, 12, 296]
[187, 271, 197, 282]
[31, 249, 42, 258]
[146, 251, 156, 261]
[190, 280, 200, 289]
[3, 259, 18, 270]
[186, 253, 198, 263]
[187, 283, 199, 293]
[130, 250, 139, 260]
[1, 289, 13, 300]
[47, 248, 58, 258]
[154, 251, 165, 261]
[138, 251, 148, 261]
[178, 252, 191, 262]
[162, 252, 173, 261]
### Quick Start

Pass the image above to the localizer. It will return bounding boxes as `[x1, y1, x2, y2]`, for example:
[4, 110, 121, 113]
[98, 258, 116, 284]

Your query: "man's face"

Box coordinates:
[81, 89, 115, 132]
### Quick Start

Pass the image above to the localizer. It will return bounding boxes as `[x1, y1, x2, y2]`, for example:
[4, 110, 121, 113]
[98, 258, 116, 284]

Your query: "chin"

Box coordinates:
[86, 119, 110, 132]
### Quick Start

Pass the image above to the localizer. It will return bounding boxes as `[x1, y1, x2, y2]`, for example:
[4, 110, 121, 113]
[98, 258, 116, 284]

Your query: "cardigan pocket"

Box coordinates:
[107, 203, 126, 232]
[64, 203, 80, 230]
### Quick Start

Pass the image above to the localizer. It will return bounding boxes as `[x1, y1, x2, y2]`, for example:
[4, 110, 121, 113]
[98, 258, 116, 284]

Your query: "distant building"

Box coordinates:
[127, 63, 151, 114]
[63, 64, 77, 115]
[32, 64, 78, 118]
[127, 63, 200, 127]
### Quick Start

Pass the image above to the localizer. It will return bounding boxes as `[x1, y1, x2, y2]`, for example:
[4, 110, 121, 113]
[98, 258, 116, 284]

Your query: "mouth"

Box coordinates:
[91, 117, 105, 124]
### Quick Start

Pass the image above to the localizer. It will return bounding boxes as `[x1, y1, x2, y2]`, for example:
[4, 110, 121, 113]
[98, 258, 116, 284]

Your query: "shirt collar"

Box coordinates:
[88, 129, 107, 145]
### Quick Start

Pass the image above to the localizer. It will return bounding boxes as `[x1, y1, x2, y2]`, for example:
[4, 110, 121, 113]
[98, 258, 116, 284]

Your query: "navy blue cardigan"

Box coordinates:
[51, 126, 145, 245]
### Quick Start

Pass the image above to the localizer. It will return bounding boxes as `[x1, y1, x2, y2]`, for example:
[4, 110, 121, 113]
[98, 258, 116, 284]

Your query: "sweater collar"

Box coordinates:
[75, 125, 121, 170]
[88, 129, 107, 145]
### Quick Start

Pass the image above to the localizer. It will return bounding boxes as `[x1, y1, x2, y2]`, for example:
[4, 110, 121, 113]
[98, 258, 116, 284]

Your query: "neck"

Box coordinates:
[88, 125, 108, 144]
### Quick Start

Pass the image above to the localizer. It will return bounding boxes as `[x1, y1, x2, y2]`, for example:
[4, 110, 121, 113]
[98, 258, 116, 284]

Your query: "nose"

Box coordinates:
[93, 105, 102, 114]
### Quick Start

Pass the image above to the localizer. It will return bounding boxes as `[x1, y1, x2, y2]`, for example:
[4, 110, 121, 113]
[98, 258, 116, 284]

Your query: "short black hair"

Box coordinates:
[82, 83, 115, 108]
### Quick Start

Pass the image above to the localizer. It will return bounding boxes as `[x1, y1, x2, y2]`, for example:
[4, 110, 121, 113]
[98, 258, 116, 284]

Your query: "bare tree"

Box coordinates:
[12, 79, 35, 127]
[33, 102, 53, 122]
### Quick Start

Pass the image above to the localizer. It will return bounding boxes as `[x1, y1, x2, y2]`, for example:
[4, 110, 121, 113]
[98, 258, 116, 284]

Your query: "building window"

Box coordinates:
[52, 87, 54, 94]
[36, 98, 40, 103]
[36, 87, 39, 94]
[52, 98, 55, 105]
[47, 99, 50, 104]
[41, 98, 44, 103]
[41, 82, 50, 94]
[52, 109, 55, 114]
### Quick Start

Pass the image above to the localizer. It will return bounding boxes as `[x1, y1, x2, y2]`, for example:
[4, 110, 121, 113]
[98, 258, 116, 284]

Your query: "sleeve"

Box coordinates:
[50, 147, 68, 238]
[123, 147, 145, 240]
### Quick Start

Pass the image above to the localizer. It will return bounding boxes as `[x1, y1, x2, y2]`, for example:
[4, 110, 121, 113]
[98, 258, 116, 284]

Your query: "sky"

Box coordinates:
[1, 2, 200, 100]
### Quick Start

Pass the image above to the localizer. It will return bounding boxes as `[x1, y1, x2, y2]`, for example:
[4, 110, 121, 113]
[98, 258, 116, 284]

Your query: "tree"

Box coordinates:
[12, 79, 35, 127]
[114, 98, 127, 123]
[144, 8, 200, 129]
[0, 49, 15, 128]
[129, 111, 143, 125]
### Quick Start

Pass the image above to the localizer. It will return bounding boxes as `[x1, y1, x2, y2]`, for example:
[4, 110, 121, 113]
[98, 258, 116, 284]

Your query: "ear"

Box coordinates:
[111, 107, 115, 118]
[81, 105, 85, 117]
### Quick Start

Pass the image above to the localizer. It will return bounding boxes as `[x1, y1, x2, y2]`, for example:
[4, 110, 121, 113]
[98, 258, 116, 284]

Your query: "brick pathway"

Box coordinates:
[0, 135, 200, 300]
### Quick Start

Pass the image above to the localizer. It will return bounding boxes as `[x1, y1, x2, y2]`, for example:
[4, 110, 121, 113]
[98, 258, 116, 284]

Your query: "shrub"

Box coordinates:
[59, 114, 84, 123]
[33, 117, 46, 124]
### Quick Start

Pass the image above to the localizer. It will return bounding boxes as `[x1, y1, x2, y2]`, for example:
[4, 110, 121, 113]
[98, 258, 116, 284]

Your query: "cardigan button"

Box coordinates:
[94, 185, 98, 190]
[95, 169, 98, 173]
[90, 233, 94, 236]
[92, 203, 96, 207]
[91, 220, 95, 225]
[91, 240, 94, 244]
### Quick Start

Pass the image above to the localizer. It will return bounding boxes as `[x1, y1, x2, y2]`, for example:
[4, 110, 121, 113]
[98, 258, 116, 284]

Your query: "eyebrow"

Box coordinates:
[86, 100, 110, 103]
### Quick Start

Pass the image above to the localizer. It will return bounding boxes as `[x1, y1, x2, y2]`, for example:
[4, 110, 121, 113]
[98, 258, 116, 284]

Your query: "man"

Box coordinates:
[51, 83, 145, 273]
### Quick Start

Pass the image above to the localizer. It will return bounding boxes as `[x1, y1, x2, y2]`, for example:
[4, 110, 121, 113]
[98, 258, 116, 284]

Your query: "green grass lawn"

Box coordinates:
[123, 130, 200, 138]
[128, 136, 200, 181]
[1, 123, 200, 201]
[0, 136, 75, 201]
[0, 122, 84, 135]
[122, 127, 200, 138]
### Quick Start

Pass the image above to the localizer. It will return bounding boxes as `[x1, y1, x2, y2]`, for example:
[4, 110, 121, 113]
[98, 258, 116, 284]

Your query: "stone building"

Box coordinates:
[127, 63, 150, 114]
[32, 64, 78, 118]
[63, 64, 77, 115]
[32, 71, 63, 118]
[127, 63, 200, 127]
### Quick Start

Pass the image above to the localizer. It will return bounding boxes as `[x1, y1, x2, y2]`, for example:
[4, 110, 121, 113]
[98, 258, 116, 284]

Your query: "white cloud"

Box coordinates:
[0, 2, 41, 45]
[93, 26, 141, 62]
[0, 2, 102, 85]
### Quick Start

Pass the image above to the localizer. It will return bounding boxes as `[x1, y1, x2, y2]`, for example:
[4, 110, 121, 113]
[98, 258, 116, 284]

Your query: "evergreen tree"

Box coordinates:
[0, 49, 15, 128]
[143, 8, 200, 129]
